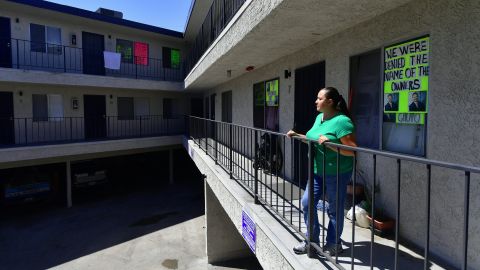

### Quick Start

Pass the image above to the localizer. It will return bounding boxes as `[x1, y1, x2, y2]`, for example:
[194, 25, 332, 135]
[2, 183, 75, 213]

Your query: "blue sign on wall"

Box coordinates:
[242, 208, 256, 254]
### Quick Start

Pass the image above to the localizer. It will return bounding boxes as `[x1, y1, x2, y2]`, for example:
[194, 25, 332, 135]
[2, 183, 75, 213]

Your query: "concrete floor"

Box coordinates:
[0, 180, 262, 270]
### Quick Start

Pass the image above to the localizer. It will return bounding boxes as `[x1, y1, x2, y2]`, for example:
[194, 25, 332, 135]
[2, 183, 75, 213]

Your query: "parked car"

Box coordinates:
[73, 161, 108, 189]
[2, 175, 51, 206]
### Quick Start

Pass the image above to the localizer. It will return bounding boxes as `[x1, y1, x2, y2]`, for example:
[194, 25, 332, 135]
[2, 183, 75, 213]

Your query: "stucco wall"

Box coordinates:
[201, 0, 480, 268]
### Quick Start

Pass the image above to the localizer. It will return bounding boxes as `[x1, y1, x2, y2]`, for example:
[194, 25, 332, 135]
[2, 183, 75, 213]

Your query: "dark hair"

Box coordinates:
[322, 86, 351, 119]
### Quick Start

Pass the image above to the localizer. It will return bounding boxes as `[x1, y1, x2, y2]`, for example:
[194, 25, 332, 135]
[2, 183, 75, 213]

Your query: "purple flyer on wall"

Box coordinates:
[242, 208, 256, 254]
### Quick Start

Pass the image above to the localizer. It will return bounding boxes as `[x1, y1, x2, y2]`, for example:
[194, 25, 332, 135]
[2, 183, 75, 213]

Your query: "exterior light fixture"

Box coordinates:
[227, 70, 232, 77]
[284, 69, 291, 79]
[245, 66, 254, 72]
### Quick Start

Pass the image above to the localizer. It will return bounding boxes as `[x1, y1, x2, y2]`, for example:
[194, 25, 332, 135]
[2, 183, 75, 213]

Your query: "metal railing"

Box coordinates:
[0, 38, 184, 82]
[0, 115, 184, 148]
[184, 0, 246, 74]
[187, 116, 480, 270]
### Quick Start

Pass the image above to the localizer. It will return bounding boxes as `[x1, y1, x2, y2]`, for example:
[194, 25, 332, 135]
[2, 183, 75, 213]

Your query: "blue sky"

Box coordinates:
[47, 0, 193, 32]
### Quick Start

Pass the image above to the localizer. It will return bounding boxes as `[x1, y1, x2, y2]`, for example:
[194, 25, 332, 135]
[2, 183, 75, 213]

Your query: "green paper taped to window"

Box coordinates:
[171, 49, 180, 69]
[383, 36, 430, 124]
[265, 79, 279, 107]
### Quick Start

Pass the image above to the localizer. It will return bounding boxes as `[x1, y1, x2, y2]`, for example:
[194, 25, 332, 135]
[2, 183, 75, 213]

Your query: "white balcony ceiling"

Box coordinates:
[185, 0, 413, 90]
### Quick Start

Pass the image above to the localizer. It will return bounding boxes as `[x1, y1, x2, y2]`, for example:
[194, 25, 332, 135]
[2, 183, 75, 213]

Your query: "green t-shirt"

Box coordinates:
[305, 113, 354, 175]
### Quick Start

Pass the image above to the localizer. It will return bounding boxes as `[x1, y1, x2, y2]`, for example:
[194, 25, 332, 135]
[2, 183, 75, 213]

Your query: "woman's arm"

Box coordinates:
[318, 133, 357, 156]
[287, 130, 306, 139]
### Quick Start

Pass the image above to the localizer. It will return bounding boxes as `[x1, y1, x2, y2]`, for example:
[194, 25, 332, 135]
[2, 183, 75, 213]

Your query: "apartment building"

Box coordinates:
[1, 0, 479, 269]
[0, 0, 206, 210]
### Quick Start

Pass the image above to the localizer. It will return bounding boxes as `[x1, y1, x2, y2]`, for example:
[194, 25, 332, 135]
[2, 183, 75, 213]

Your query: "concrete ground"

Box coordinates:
[0, 179, 262, 270]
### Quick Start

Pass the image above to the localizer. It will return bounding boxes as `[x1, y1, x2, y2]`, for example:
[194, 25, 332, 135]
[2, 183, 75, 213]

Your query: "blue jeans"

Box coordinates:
[302, 172, 351, 245]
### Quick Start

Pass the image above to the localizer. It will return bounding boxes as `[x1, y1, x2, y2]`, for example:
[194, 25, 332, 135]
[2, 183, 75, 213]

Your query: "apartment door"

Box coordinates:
[82, 32, 105, 76]
[350, 49, 381, 149]
[210, 94, 216, 120]
[190, 98, 203, 117]
[163, 98, 173, 119]
[0, 92, 14, 145]
[221, 91, 232, 123]
[84, 95, 106, 140]
[294, 62, 325, 187]
[0, 17, 12, 68]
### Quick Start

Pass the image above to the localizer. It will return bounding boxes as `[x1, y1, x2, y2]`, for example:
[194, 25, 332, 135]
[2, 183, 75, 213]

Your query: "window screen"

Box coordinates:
[30, 23, 46, 53]
[118, 97, 134, 120]
[116, 39, 133, 63]
[32, 94, 48, 122]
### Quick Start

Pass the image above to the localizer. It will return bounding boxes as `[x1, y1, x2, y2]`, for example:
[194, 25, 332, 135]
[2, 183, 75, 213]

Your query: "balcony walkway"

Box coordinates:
[192, 137, 447, 270]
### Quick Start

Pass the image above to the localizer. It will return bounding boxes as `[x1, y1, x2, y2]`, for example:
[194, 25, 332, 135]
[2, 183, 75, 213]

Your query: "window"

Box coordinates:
[162, 47, 180, 69]
[253, 79, 279, 131]
[116, 39, 133, 63]
[33, 94, 63, 122]
[30, 24, 62, 54]
[381, 36, 429, 156]
[117, 97, 134, 120]
[48, 95, 64, 120]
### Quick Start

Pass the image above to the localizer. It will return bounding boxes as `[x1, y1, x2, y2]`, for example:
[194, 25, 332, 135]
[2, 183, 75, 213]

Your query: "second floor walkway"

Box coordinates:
[0, 38, 184, 83]
[185, 116, 480, 270]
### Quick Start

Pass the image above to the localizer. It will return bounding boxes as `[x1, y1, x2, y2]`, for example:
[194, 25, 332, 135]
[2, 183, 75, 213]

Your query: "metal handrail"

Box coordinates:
[0, 115, 185, 149]
[184, 0, 247, 75]
[186, 115, 478, 270]
[0, 37, 184, 82]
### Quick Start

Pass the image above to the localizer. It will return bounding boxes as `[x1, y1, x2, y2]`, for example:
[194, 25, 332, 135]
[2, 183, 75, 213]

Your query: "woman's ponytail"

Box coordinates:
[323, 87, 351, 119]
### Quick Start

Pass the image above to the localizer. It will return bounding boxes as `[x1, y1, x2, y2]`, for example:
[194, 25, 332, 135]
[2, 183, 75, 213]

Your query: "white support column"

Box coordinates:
[205, 181, 251, 263]
[169, 149, 174, 185]
[66, 160, 72, 208]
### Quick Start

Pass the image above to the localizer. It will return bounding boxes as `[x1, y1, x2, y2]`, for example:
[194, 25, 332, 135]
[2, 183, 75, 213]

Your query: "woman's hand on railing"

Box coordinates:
[287, 130, 306, 140]
[318, 135, 330, 144]
[286, 130, 297, 138]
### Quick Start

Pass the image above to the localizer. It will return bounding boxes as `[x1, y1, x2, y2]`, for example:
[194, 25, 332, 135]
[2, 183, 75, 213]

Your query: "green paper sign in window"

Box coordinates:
[383, 36, 429, 125]
[171, 49, 180, 69]
[265, 79, 279, 107]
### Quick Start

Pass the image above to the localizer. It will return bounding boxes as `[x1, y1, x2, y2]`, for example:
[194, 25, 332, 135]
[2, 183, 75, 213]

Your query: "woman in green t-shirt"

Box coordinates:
[288, 87, 357, 256]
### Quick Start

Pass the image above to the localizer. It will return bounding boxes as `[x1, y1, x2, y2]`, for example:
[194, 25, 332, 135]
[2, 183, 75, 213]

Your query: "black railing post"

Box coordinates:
[70, 117, 73, 141]
[424, 164, 432, 270]
[229, 124, 233, 179]
[307, 140, 315, 258]
[63, 46, 66, 72]
[24, 118, 27, 145]
[139, 115, 142, 137]
[462, 171, 471, 270]
[254, 129, 259, 204]
[135, 58, 138, 79]
[395, 159, 402, 269]
[16, 39, 19, 69]
[215, 121, 218, 164]
[370, 154, 377, 269]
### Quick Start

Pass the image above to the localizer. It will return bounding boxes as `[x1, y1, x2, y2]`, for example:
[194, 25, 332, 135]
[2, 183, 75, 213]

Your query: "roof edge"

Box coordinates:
[7, 0, 184, 38]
